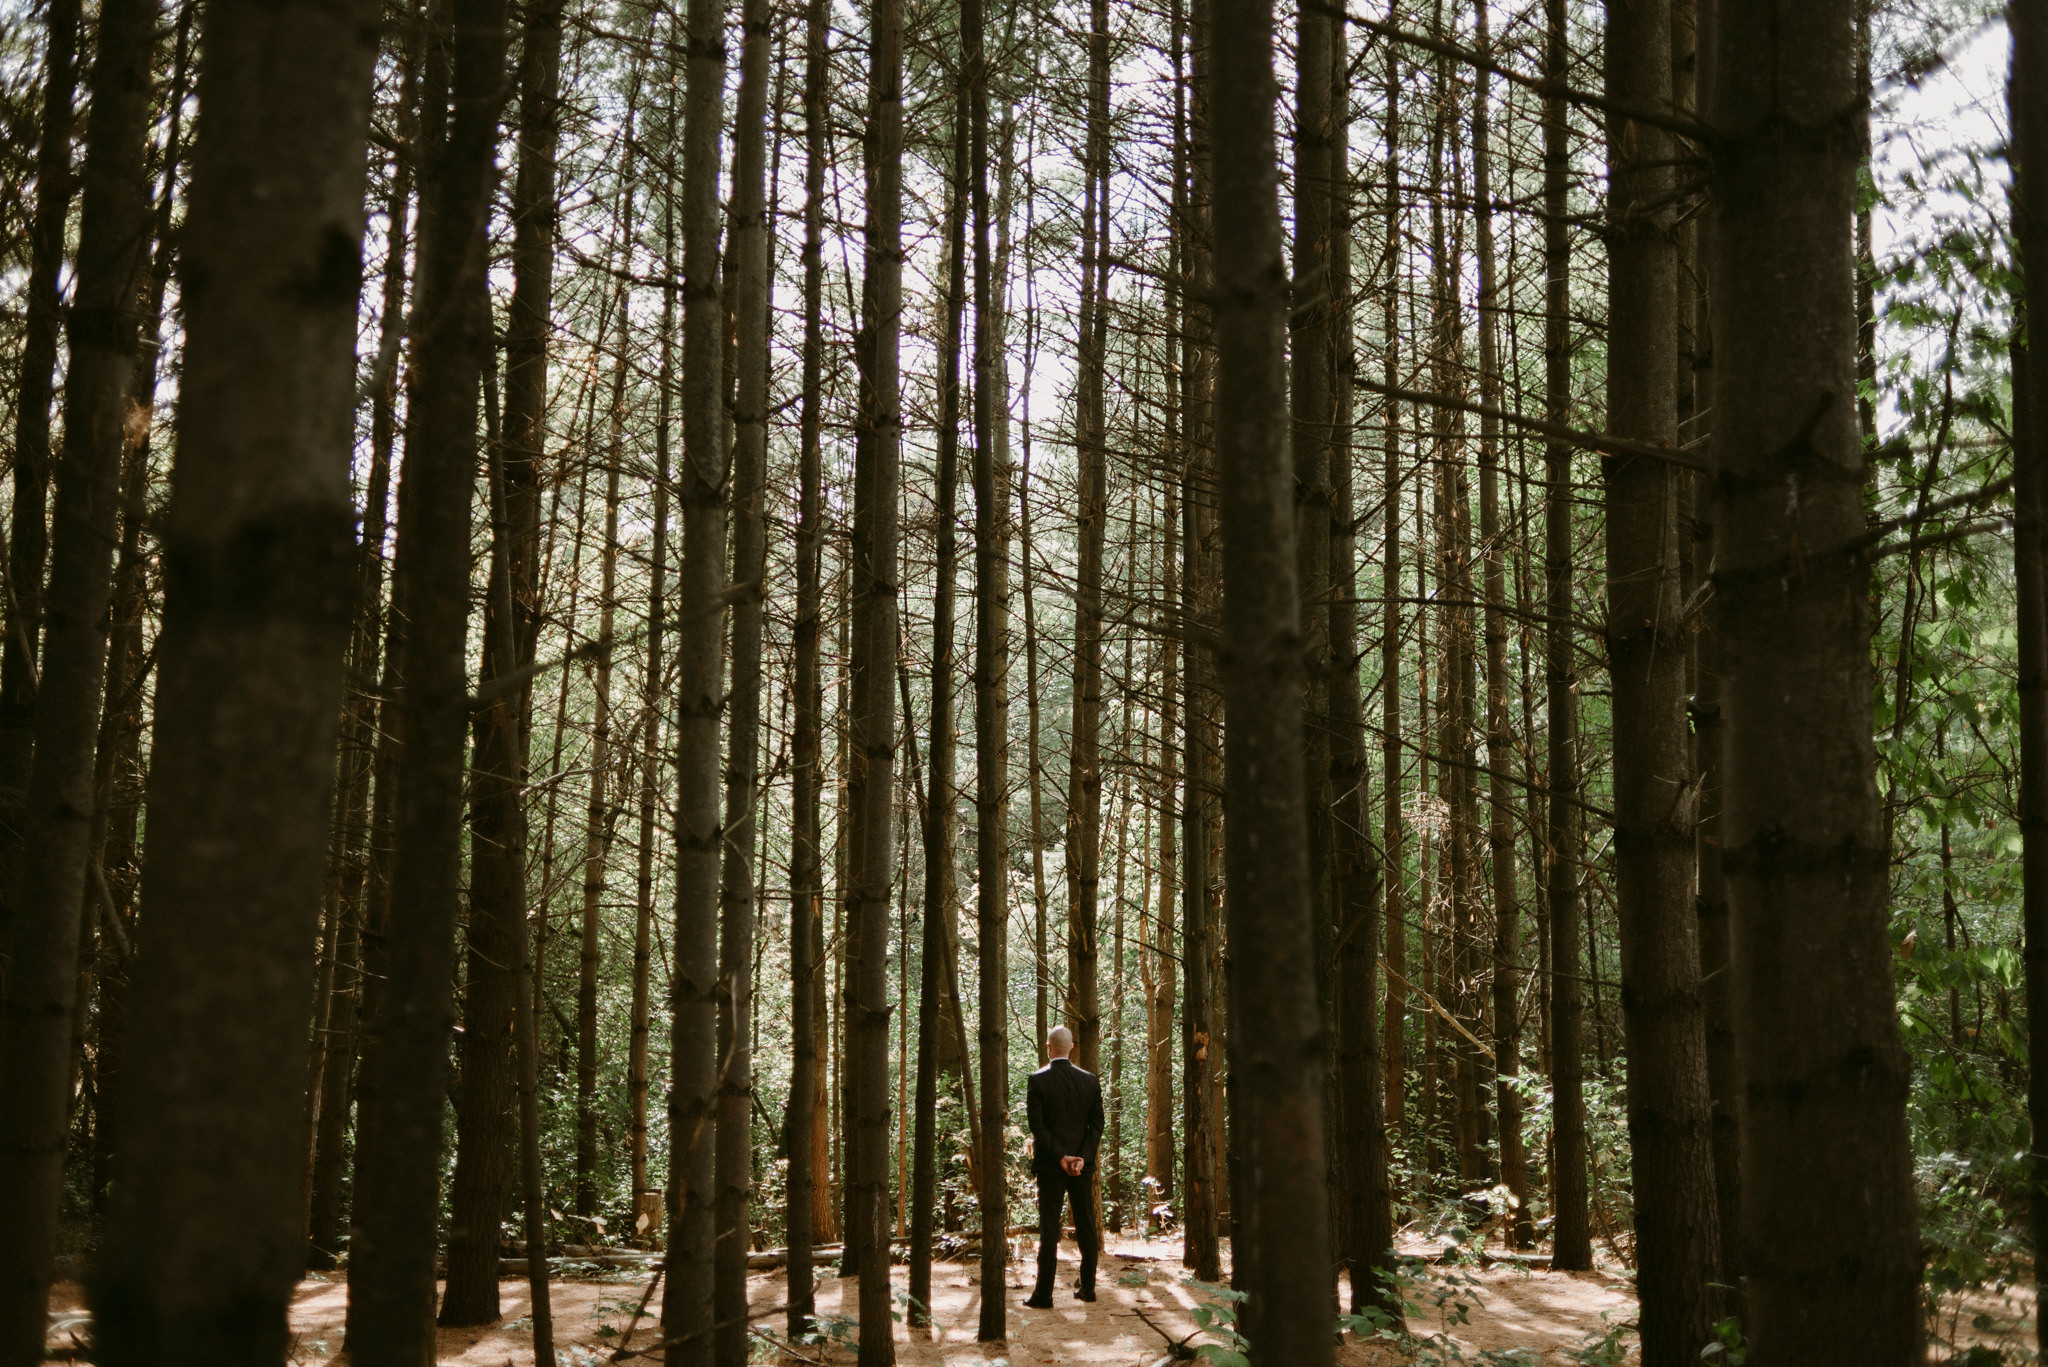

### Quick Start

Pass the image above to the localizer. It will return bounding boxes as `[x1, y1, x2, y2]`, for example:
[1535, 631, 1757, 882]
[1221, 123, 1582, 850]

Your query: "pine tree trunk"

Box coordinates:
[1712, 0, 1917, 1353]
[581, 162, 638, 1213]
[1149, 41, 1190, 1228]
[1327, 12, 1395, 1312]
[849, 0, 903, 1346]
[307, 0, 415, 1267]
[86, 1, 377, 1358]
[1289, 0, 1336, 1263]
[443, 0, 566, 1320]
[969, 0, 1013, 1321]
[1379, 22, 1407, 1153]
[1603, 0, 1721, 1353]
[0, 0, 159, 1351]
[715, 0, 772, 1352]
[2021, 248, 2048, 1357]
[910, 71, 968, 1329]
[663, 0, 731, 1349]
[92, 7, 190, 1225]
[632, 51, 679, 1225]
[1180, 0, 1222, 1282]
[348, 1, 509, 1355]
[1421, 24, 1484, 1183]
[1687, 0, 1739, 1290]
[1540, 0, 1589, 1273]
[1066, 0, 1109, 1082]
[1208, 0, 1333, 1345]
[1470, 0, 1530, 1250]
[0, 0, 80, 979]
[1020, 469, 1051, 1055]
[785, 0, 829, 1326]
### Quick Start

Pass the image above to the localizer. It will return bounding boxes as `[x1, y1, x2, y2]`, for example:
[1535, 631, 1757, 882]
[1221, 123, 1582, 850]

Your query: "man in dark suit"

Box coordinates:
[1023, 1025, 1105, 1307]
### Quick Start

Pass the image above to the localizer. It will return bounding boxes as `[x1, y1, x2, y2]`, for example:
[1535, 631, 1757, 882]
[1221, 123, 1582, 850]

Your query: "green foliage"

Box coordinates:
[1697, 1316, 1746, 1367]
[1185, 1279, 1250, 1367]
[1338, 1261, 1545, 1367]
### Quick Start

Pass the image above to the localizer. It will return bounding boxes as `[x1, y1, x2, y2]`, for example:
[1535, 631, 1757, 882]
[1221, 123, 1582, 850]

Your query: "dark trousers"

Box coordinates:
[1032, 1168, 1099, 1295]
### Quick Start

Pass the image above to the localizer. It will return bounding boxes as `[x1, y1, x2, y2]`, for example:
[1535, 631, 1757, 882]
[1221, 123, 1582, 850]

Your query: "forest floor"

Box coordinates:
[42, 1235, 2037, 1363]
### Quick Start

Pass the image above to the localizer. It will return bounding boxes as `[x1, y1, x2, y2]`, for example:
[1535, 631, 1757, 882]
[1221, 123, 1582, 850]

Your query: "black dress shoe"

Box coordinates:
[1074, 1288, 1097, 1303]
[1022, 1294, 1054, 1309]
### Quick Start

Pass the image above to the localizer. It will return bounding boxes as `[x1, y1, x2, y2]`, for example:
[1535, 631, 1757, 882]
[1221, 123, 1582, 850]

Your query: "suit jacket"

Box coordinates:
[1026, 1056, 1105, 1179]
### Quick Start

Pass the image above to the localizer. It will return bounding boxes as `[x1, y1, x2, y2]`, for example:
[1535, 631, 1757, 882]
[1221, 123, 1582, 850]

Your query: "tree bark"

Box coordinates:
[848, 0, 903, 1344]
[1604, 0, 1721, 1354]
[347, 1, 508, 1357]
[784, 0, 829, 1327]
[910, 70, 968, 1330]
[307, 0, 417, 1267]
[0, 0, 159, 1352]
[86, 1, 377, 1359]
[1471, 0, 1530, 1250]
[1422, 21, 1483, 1183]
[1066, 0, 1110, 1082]
[1686, 0, 1739, 1292]
[92, 1, 192, 1229]
[1379, 17, 1407, 1154]
[663, 0, 730, 1350]
[970, 0, 1012, 1326]
[715, 0, 772, 1353]
[2019, 13, 2048, 1347]
[1209, 0, 1334, 1346]
[1290, 0, 1336, 1268]
[0, 0, 80, 983]
[633, 34, 680, 1228]
[1712, 0, 1918, 1353]
[1541, 0, 1589, 1273]
[1180, 0, 1222, 1282]
[1327, 12, 1395, 1313]
[442, 0, 566, 1321]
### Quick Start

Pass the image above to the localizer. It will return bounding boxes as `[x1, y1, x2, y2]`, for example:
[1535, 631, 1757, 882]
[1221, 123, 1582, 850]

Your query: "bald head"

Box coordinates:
[1046, 1026, 1074, 1060]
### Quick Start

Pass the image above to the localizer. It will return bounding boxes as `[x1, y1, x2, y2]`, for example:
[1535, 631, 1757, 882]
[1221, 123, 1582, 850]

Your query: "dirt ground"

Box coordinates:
[50, 1232, 2047, 1363]
[52, 1235, 1642, 1365]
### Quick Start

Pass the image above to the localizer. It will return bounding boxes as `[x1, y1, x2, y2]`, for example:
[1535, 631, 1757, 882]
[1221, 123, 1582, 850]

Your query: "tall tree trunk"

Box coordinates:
[1327, 11, 1395, 1313]
[1685, 0, 1739, 1290]
[969, 0, 1011, 1326]
[1604, 0, 1720, 1354]
[633, 42, 679, 1227]
[473, 278, 559, 1365]
[715, 0, 772, 1353]
[578, 294, 631, 1220]
[442, 0, 566, 1321]
[1470, 0, 1529, 1250]
[1150, 22, 1189, 1231]
[1180, 0, 1222, 1282]
[1541, 0, 1589, 1273]
[1290, 0, 1336, 1264]
[849, 0, 903, 1344]
[1209, 0, 1332, 1347]
[910, 71, 968, 1330]
[307, 0, 418, 1266]
[86, 0, 377, 1358]
[0, 0, 80, 984]
[785, 0, 829, 1327]
[663, 0, 730, 1348]
[347, 0, 509, 1356]
[1712, 0, 1917, 1353]
[92, 2, 193, 1227]
[1422, 18, 1483, 1183]
[0, 0, 159, 1352]
[1379, 16, 1406, 1153]
[1066, 0, 1109, 1082]
[1022, 450, 1049, 1051]
[2019, 15, 2048, 1351]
